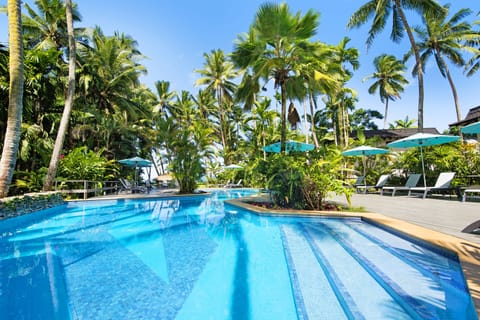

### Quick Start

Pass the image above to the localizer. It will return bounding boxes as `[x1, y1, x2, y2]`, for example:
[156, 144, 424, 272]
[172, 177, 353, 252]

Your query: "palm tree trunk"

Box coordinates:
[309, 92, 320, 148]
[44, 0, 76, 191]
[216, 88, 228, 161]
[383, 98, 389, 129]
[439, 56, 462, 122]
[0, 0, 24, 198]
[280, 82, 287, 153]
[394, 0, 424, 132]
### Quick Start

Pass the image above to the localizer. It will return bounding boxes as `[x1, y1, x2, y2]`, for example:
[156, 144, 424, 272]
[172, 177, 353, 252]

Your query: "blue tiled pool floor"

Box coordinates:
[0, 192, 477, 319]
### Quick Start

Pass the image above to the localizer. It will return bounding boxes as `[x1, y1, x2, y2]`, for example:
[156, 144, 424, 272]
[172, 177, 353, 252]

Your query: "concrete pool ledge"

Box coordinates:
[227, 197, 480, 316]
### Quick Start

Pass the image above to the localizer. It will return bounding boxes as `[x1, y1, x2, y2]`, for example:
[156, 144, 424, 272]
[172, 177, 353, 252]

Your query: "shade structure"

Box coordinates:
[342, 146, 389, 178]
[461, 121, 480, 134]
[118, 156, 152, 167]
[342, 146, 389, 157]
[118, 156, 152, 187]
[387, 133, 460, 187]
[264, 140, 315, 153]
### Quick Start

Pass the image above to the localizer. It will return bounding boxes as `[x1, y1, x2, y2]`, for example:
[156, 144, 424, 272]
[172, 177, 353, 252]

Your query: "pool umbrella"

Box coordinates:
[118, 156, 152, 186]
[264, 140, 315, 154]
[387, 133, 460, 187]
[461, 121, 480, 134]
[342, 145, 389, 179]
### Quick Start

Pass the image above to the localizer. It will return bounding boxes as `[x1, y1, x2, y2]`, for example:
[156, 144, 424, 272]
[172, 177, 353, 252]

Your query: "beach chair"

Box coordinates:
[356, 174, 390, 194]
[408, 172, 456, 199]
[119, 178, 147, 193]
[381, 174, 421, 196]
[225, 179, 243, 188]
[462, 188, 480, 202]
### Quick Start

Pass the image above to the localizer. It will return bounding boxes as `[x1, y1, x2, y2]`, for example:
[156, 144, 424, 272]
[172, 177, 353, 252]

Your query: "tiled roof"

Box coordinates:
[352, 128, 440, 140]
[449, 106, 480, 127]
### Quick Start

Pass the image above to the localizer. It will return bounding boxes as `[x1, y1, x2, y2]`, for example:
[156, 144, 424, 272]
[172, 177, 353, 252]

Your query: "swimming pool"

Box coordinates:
[0, 189, 477, 319]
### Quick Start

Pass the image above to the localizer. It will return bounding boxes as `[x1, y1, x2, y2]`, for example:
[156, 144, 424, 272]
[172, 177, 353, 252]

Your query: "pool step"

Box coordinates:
[280, 225, 349, 320]
[309, 222, 437, 319]
[324, 220, 474, 320]
[301, 223, 415, 320]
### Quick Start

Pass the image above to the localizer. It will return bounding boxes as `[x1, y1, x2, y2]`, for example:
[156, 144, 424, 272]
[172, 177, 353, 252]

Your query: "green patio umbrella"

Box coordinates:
[264, 140, 315, 154]
[387, 133, 460, 187]
[342, 145, 389, 179]
[461, 121, 480, 134]
[118, 156, 152, 186]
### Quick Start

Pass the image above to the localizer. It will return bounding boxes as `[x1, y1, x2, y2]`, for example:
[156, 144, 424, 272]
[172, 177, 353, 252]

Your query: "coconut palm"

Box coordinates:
[153, 80, 177, 118]
[21, 0, 82, 51]
[194, 49, 238, 156]
[389, 116, 417, 128]
[0, 0, 24, 197]
[231, 3, 320, 153]
[348, 0, 445, 131]
[409, 5, 479, 122]
[77, 27, 147, 119]
[364, 54, 409, 129]
[44, 0, 76, 191]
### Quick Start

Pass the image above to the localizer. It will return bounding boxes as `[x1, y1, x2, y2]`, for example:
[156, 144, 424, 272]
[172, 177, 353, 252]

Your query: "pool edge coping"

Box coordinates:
[226, 198, 480, 317]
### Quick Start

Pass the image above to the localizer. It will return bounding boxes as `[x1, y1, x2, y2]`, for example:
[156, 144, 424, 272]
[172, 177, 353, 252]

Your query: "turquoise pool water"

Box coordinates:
[0, 189, 477, 319]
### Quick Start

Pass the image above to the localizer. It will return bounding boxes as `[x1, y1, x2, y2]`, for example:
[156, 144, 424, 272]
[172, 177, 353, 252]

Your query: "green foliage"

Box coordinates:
[57, 146, 118, 181]
[391, 143, 479, 186]
[11, 167, 48, 194]
[262, 148, 352, 210]
[302, 148, 353, 210]
[169, 131, 205, 194]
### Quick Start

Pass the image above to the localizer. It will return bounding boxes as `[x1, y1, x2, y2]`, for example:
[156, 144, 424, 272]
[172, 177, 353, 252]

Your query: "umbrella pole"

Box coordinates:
[420, 146, 426, 187]
[362, 154, 367, 186]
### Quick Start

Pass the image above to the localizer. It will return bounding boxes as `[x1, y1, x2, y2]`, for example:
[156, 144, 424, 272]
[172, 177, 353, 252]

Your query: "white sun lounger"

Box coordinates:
[381, 174, 421, 196]
[356, 174, 390, 194]
[408, 172, 456, 199]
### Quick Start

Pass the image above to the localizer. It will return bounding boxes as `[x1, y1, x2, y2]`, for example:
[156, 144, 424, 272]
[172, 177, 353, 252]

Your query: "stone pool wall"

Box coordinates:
[0, 192, 65, 220]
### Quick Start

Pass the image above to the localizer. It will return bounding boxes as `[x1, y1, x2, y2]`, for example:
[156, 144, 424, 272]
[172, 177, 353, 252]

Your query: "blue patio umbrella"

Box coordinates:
[387, 133, 460, 187]
[118, 156, 152, 186]
[342, 145, 389, 178]
[264, 140, 315, 153]
[461, 121, 480, 134]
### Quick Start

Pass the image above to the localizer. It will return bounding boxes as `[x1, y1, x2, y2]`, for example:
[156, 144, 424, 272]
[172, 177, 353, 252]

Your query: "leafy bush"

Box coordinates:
[262, 147, 352, 210]
[58, 146, 118, 181]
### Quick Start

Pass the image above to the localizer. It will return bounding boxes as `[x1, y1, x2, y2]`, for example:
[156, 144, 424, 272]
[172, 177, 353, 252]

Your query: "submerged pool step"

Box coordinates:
[311, 222, 441, 320]
[280, 225, 349, 320]
[301, 223, 414, 320]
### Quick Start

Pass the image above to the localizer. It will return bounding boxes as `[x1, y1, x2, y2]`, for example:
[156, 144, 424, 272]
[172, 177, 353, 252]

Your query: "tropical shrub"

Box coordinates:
[57, 146, 118, 182]
[262, 147, 352, 210]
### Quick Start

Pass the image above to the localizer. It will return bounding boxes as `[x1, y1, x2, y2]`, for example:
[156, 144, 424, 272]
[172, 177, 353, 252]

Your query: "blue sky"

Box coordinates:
[1, 0, 478, 131]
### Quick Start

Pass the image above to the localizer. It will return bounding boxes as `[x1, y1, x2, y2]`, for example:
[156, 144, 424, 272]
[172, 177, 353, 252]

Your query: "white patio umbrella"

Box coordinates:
[387, 133, 460, 187]
[342, 145, 389, 179]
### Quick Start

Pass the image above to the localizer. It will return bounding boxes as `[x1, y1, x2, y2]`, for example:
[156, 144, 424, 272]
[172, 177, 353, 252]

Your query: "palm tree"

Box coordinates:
[410, 5, 479, 122]
[44, 0, 76, 191]
[194, 49, 238, 157]
[389, 116, 417, 128]
[231, 3, 320, 153]
[153, 80, 177, 117]
[0, 0, 24, 197]
[364, 54, 409, 129]
[348, 0, 445, 131]
[22, 0, 82, 51]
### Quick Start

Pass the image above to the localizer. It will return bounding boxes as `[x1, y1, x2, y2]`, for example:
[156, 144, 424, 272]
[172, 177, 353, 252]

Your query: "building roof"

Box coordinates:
[449, 106, 480, 127]
[352, 128, 440, 143]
